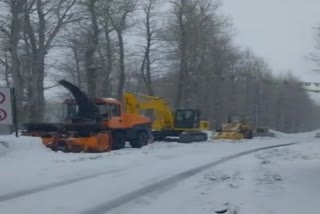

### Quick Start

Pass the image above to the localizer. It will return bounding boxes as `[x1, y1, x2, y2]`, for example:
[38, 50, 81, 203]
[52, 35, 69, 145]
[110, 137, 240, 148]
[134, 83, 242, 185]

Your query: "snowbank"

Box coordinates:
[0, 135, 48, 156]
[269, 129, 290, 138]
[0, 141, 8, 156]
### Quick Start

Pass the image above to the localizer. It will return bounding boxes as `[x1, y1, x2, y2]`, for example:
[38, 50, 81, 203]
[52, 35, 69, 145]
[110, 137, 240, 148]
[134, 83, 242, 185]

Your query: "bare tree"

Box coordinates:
[164, 0, 226, 108]
[169, 0, 188, 108]
[58, 31, 85, 86]
[0, 50, 11, 87]
[107, 0, 137, 99]
[0, 0, 316, 132]
[22, 0, 78, 122]
[97, 0, 116, 97]
[139, 0, 160, 96]
[0, 0, 25, 120]
[82, 0, 100, 98]
[57, 0, 117, 98]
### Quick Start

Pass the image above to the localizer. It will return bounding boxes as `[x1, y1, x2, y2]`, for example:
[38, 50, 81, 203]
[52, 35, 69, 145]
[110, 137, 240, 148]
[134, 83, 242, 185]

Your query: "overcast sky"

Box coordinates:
[222, 0, 320, 82]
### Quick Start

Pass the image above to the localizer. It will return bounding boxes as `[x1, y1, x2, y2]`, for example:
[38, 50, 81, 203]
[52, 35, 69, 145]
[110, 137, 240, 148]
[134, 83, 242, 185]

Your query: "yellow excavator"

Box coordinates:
[123, 93, 209, 143]
[213, 114, 254, 140]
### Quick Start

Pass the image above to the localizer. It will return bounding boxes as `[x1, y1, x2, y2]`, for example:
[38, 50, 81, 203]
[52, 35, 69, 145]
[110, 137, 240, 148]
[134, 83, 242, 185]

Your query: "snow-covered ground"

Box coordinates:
[0, 130, 319, 214]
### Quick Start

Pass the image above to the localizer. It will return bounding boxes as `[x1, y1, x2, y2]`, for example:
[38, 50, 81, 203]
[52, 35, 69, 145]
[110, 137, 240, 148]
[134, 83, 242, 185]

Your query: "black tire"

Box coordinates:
[130, 130, 149, 148]
[111, 131, 126, 150]
[246, 130, 254, 139]
[248, 130, 254, 139]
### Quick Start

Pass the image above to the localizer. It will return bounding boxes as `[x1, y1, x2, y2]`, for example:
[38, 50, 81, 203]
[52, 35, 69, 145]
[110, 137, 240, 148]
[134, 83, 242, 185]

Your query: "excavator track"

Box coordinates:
[178, 131, 208, 143]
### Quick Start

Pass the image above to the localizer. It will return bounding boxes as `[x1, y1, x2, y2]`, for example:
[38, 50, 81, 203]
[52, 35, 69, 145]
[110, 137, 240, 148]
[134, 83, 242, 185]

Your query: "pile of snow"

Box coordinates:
[0, 135, 48, 156]
[269, 129, 290, 138]
[0, 141, 8, 156]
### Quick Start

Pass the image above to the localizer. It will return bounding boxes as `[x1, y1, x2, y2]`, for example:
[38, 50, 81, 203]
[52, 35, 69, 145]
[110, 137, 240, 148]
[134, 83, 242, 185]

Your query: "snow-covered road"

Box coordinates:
[0, 131, 319, 214]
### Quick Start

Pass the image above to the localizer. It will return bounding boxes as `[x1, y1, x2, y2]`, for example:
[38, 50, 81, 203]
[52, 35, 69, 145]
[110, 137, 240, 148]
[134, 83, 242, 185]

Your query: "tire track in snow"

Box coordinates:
[81, 142, 298, 214]
[0, 169, 123, 202]
[0, 143, 203, 202]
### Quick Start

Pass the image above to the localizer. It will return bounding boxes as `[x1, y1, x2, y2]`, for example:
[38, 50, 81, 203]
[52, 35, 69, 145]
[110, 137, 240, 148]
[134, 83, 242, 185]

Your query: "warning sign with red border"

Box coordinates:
[0, 88, 13, 125]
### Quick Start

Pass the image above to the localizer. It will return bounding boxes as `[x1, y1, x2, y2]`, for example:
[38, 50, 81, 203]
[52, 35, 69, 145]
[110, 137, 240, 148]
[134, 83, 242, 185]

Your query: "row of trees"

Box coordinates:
[0, 0, 319, 133]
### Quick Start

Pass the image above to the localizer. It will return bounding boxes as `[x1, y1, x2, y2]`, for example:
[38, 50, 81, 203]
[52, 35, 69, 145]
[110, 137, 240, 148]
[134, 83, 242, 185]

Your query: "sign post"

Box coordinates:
[0, 87, 18, 137]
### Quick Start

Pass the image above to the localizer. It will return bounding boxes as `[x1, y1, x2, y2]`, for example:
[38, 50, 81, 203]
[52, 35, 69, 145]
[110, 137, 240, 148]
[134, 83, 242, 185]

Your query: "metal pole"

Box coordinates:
[11, 88, 19, 137]
[255, 74, 261, 127]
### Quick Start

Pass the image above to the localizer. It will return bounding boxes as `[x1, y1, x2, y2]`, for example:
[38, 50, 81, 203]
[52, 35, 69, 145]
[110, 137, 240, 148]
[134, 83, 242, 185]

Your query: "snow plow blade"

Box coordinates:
[213, 132, 244, 140]
[45, 131, 112, 153]
[21, 123, 112, 153]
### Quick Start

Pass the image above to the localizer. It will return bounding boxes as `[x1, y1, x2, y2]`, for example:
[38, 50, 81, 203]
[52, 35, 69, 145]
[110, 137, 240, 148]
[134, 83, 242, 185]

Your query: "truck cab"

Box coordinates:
[63, 98, 122, 125]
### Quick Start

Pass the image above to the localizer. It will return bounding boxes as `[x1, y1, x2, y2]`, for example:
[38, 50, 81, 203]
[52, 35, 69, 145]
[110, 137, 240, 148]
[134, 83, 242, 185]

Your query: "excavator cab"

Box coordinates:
[174, 109, 201, 129]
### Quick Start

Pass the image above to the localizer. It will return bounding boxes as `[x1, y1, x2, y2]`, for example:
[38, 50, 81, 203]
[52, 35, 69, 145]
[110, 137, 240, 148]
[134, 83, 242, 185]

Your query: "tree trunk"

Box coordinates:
[85, 0, 99, 98]
[29, 57, 45, 122]
[24, 0, 46, 122]
[9, 0, 25, 122]
[117, 31, 126, 100]
[142, 0, 154, 96]
[174, 0, 187, 108]
[4, 53, 10, 87]
[104, 24, 113, 97]
[73, 47, 82, 87]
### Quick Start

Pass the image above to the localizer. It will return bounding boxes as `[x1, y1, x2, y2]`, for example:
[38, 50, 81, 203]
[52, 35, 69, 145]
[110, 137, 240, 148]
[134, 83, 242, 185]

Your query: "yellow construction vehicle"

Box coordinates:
[123, 92, 209, 143]
[214, 114, 254, 140]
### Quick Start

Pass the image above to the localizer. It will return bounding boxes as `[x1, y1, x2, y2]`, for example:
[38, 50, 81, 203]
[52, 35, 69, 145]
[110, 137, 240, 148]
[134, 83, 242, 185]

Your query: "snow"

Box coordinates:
[0, 131, 319, 214]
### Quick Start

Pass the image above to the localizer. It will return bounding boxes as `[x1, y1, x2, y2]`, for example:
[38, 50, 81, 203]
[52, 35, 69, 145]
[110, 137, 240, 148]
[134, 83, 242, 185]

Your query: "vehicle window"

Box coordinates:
[97, 105, 108, 115]
[66, 104, 78, 118]
[184, 111, 193, 119]
[110, 104, 121, 117]
[176, 111, 184, 121]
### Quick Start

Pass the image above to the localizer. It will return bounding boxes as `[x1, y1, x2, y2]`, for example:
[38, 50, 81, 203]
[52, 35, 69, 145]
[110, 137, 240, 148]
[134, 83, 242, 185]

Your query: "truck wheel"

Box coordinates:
[111, 131, 126, 150]
[130, 130, 149, 148]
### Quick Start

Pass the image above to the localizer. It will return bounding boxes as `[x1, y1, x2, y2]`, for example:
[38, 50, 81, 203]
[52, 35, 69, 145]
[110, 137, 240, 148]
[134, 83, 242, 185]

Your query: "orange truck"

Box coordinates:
[22, 80, 152, 153]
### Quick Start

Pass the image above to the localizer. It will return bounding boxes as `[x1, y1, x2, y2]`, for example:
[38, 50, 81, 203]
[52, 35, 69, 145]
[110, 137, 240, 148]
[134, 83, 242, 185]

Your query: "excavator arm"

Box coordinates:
[123, 92, 174, 130]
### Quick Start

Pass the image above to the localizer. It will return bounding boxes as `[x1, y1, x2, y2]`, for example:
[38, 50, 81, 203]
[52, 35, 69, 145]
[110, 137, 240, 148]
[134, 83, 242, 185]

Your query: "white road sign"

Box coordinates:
[0, 88, 13, 125]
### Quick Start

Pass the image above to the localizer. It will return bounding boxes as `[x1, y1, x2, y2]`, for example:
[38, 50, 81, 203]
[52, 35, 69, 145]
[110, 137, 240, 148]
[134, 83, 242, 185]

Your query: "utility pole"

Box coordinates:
[255, 73, 261, 127]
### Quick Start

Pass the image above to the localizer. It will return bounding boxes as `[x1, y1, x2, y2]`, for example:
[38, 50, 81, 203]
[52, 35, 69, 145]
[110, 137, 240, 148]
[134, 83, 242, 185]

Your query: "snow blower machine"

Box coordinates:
[21, 80, 152, 153]
[213, 114, 254, 140]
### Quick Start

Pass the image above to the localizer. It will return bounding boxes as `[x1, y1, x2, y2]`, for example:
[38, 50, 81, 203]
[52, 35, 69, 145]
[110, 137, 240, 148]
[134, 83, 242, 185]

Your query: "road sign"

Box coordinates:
[0, 109, 7, 121]
[0, 88, 13, 125]
[0, 92, 5, 104]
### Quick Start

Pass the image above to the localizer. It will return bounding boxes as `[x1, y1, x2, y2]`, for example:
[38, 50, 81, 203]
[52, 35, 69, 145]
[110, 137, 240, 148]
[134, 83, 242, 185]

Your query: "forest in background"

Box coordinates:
[0, 0, 320, 133]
